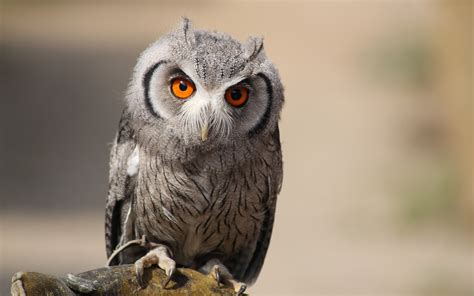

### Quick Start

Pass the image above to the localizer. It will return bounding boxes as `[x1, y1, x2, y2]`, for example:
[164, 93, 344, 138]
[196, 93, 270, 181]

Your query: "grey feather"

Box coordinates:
[105, 110, 139, 263]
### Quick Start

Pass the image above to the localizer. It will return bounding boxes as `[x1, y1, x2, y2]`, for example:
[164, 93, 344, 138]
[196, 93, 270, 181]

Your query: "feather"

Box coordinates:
[105, 109, 138, 264]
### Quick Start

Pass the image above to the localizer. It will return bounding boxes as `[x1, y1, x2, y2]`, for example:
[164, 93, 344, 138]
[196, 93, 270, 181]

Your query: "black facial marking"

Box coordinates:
[249, 73, 273, 137]
[143, 60, 169, 118]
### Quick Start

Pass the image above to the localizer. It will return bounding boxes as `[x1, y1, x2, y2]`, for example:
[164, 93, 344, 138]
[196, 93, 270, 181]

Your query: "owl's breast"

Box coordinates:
[134, 152, 272, 267]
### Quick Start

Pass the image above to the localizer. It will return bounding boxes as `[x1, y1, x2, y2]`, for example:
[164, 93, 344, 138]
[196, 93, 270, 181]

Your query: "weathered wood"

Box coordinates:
[11, 265, 237, 295]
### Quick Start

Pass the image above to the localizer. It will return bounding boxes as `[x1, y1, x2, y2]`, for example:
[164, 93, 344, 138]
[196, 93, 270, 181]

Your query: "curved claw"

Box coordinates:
[236, 283, 247, 296]
[134, 260, 146, 288]
[215, 269, 221, 288]
[211, 265, 221, 288]
[161, 267, 175, 289]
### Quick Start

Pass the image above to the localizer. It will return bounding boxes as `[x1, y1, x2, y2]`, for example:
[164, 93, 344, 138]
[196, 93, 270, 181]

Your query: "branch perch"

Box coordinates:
[11, 265, 237, 295]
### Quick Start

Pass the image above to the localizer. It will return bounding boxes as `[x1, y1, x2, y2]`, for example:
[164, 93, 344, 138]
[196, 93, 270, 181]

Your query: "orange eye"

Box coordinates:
[225, 86, 249, 108]
[171, 77, 195, 99]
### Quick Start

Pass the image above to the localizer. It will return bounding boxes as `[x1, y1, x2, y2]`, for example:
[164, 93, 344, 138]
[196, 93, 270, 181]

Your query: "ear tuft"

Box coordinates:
[244, 36, 264, 62]
[179, 17, 196, 46]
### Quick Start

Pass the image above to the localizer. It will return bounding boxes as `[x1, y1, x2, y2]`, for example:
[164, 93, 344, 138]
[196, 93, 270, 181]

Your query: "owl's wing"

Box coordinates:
[240, 126, 283, 284]
[105, 109, 138, 264]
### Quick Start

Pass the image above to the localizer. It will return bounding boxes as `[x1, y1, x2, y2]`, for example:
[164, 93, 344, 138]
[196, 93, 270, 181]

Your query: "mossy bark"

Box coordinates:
[11, 265, 237, 295]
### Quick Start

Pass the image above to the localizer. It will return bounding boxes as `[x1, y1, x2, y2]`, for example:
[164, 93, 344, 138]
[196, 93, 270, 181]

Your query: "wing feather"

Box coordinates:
[241, 126, 283, 284]
[105, 109, 137, 263]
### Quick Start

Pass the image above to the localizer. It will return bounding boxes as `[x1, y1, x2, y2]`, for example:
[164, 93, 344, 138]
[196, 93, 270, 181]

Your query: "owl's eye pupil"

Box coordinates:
[171, 77, 194, 99]
[179, 81, 188, 91]
[230, 89, 242, 100]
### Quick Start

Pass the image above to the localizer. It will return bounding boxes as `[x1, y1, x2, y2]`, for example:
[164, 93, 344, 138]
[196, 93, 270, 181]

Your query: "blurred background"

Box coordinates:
[1, 0, 472, 295]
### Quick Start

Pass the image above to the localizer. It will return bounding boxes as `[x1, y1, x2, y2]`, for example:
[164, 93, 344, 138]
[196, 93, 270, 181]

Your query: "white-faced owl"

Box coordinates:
[105, 18, 283, 294]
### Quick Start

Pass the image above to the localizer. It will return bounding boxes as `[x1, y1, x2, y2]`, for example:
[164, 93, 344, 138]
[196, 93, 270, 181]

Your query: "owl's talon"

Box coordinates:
[216, 271, 221, 288]
[161, 266, 175, 289]
[134, 260, 147, 288]
[210, 265, 221, 287]
[236, 283, 247, 295]
[230, 280, 247, 295]
[200, 259, 247, 294]
[136, 273, 146, 289]
[161, 275, 171, 289]
[133, 243, 175, 289]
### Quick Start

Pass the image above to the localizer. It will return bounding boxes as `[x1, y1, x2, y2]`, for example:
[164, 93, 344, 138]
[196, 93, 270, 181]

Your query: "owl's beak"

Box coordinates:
[201, 122, 209, 141]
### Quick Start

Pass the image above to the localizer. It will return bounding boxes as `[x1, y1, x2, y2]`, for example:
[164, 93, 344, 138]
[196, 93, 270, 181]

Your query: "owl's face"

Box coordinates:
[126, 19, 283, 156]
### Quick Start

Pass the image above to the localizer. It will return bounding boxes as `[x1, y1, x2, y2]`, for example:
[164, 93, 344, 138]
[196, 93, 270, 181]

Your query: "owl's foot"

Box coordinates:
[200, 259, 247, 295]
[134, 244, 176, 289]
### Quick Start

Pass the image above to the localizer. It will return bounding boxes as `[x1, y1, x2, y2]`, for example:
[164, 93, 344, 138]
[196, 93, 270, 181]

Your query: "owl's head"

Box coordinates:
[126, 18, 283, 157]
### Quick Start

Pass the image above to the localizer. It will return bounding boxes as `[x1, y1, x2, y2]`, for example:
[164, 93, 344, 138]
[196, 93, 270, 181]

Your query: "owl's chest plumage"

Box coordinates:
[133, 147, 272, 267]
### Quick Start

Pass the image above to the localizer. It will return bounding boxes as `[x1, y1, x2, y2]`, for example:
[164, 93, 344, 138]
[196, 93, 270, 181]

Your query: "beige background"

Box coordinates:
[1, 1, 472, 295]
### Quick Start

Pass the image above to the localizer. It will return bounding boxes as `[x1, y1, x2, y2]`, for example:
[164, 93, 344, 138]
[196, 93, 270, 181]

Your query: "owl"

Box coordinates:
[105, 18, 283, 295]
